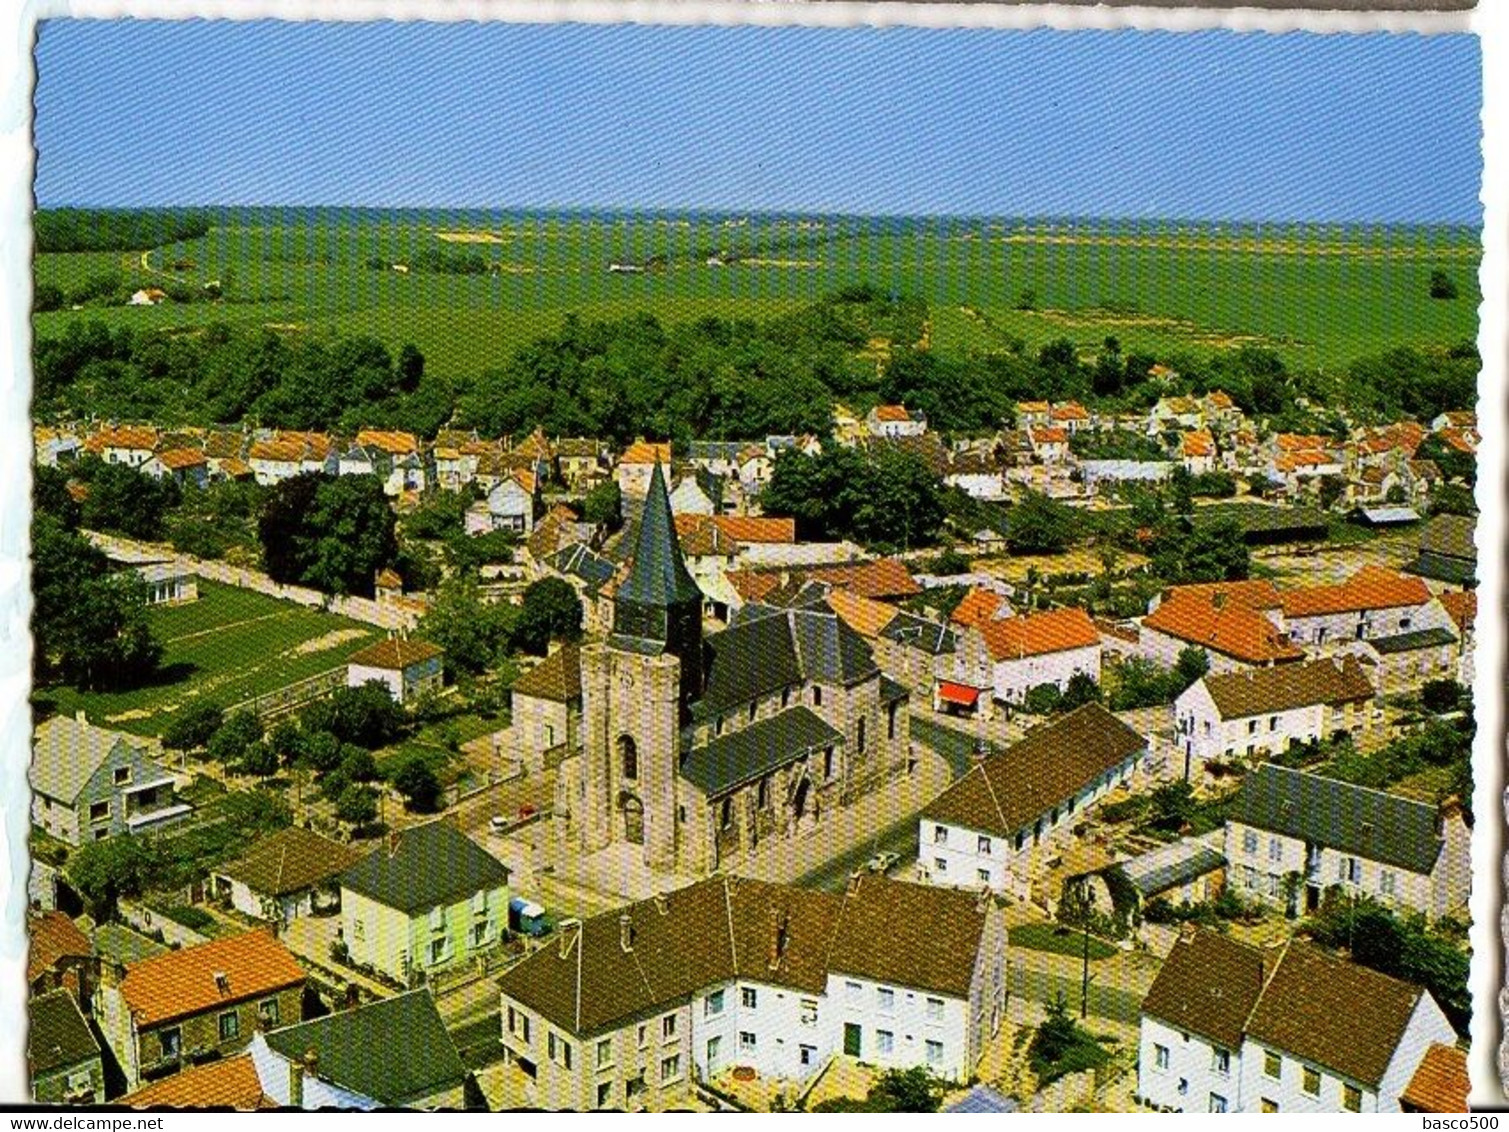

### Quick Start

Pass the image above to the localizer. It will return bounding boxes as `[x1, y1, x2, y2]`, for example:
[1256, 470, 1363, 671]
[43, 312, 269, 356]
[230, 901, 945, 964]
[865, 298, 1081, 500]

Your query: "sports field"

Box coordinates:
[41, 579, 381, 739]
[32, 210, 1482, 380]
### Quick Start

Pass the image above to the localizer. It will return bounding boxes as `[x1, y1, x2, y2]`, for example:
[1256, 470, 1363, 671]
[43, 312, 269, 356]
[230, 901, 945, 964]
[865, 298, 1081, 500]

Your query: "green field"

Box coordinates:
[1008, 922, 1118, 960]
[33, 211, 1482, 379]
[38, 579, 381, 739]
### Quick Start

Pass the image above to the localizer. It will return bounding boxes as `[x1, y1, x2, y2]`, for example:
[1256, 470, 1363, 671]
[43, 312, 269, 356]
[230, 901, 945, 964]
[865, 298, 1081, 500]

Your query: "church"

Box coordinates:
[551, 464, 912, 876]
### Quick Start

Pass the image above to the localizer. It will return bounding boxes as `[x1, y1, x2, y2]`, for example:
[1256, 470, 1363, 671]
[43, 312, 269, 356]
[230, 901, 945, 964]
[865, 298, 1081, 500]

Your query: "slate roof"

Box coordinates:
[544, 542, 616, 591]
[510, 644, 583, 704]
[28, 989, 101, 1078]
[30, 715, 157, 805]
[945, 1086, 1019, 1113]
[1140, 930, 1266, 1050]
[1228, 764, 1443, 875]
[214, 827, 363, 898]
[122, 1053, 271, 1110]
[340, 820, 510, 916]
[1199, 656, 1375, 719]
[1245, 941, 1425, 1088]
[1404, 551, 1477, 588]
[263, 989, 466, 1107]
[92, 923, 169, 967]
[496, 873, 988, 1040]
[1366, 627, 1457, 655]
[1114, 838, 1226, 899]
[699, 608, 878, 715]
[119, 930, 305, 1029]
[921, 704, 1145, 839]
[880, 610, 956, 656]
[1401, 1043, 1469, 1113]
[347, 637, 443, 671]
[615, 464, 702, 610]
[1415, 513, 1477, 563]
[680, 706, 843, 796]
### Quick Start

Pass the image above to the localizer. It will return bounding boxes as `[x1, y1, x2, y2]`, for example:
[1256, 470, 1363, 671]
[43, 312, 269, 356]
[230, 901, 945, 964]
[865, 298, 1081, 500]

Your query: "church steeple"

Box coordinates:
[611, 462, 704, 712]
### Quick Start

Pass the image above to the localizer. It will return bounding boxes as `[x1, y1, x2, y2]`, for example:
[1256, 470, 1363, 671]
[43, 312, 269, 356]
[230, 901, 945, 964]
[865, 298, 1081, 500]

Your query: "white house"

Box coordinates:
[866, 405, 927, 438]
[494, 874, 1004, 1110]
[1224, 763, 1471, 922]
[1172, 655, 1378, 775]
[968, 606, 1102, 708]
[943, 452, 1005, 500]
[1280, 566, 1442, 650]
[346, 637, 444, 705]
[141, 448, 209, 489]
[1140, 590, 1304, 676]
[210, 827, 362, 924]
[471, 470, 540, 535]
[1139, 927, 1461, 1113]
[918, 704, 1147, 893]
[87, 425, 158, 467]
[615, 439, 673, 498]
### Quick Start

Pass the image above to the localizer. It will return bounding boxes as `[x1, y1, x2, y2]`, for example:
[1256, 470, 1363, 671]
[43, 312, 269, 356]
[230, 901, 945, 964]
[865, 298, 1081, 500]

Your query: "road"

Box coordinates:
[909, 714, 1001, 777]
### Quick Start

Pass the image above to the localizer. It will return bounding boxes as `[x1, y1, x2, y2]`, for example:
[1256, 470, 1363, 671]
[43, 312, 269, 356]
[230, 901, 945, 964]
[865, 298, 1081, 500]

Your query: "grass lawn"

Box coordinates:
[38, 579, 381, 739]
[1009, 922, 1117, 961]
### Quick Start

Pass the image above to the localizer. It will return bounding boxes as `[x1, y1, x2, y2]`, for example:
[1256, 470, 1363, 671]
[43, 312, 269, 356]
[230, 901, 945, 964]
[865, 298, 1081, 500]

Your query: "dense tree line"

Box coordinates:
[34, 208, 213, 252]
[761, 444, 946, 551]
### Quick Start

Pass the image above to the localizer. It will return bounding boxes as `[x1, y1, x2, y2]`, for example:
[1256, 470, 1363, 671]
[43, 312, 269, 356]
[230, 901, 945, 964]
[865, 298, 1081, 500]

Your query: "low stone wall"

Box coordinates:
[119, 899, 211, 950]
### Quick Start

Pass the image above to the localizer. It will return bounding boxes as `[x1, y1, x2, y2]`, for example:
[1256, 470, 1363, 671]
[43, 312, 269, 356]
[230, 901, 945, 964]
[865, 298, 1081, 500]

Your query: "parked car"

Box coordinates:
[489, 815, 510, 835]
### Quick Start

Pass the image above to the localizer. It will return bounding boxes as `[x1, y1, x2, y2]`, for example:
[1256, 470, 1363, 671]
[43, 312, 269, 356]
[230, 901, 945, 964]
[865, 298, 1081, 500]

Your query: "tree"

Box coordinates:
[237, 740, 280, 777]
[68, 835, 155, 919]
[296, 728, 343, 774]
[420, 575, 516, 675]
[302, 682, 405, 749]
[258, 473, 397, 596]
[334, 783, 380, 829]
[1174, 646, 1211, 689]
[1421, 679, 1465, 715]
[1429, 269, 1459, 300]
[513, 577, 584, 657]
[1061, 673, 1102, 710]
[207, 710, 263, 766]
[396, 343, 425, 393]
[77, 459, 180, 541]
[1023, 683, 1064, 716]
[868, 1067, 944, 1114]
[338, 745, 379, 783]
[1318, 475, 1346, 511]
[1148, 780, 1198, 834]
[1005, 491, 1076, 555]
[33, 465, 81, 530]
[51, 570, 163, 692]
[1430, 483, 1476, 517]
[162, 702, 225, 753]
[393, 757, 443, 813]
[581, 480, 623, 530]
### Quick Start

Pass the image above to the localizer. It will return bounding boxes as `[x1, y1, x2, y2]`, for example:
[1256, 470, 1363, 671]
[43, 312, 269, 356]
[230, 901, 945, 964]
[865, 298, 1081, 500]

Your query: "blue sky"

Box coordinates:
[33, 20, 1481, 222]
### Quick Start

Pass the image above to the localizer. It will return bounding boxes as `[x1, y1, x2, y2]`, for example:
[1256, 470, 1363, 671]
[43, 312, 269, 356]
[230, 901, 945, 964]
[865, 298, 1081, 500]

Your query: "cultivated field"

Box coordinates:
[33, 211, 1482, 381]
[40, 579, 381, 738]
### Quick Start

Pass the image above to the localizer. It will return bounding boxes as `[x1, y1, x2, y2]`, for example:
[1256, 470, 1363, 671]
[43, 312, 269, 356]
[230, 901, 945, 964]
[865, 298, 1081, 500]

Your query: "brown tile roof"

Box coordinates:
[355, 428, 419, 455]
[874, 404, 911, 422]
[620, 440, 672, 465]
[512, 427, 554, 460]
[1205, 390, 1235, 409]
[921, 704, 1145, 839]
[1140, 929, 1267, 1049]
[1159, 580, 1282, 611]
[1143, 596, 1304, 665]
[674, 514, 796, 544]
[28, 911, 92, 984]
[1245, 941, 1425, 1088]
[1051, 403, 1089, 422]
[1280, 566, 1431, 618]
[1438, 589, 1476, 634]
[951, 588, 1008, 630]
[680, 523, 742, 558]
[978, 607, 1099, 661]
[122, 1053, 272, 1110]
[215, 826, 363, 898]
[1181, 430, 1214, 458]
[375, 568, 403, 589]
[824, 588, 900, 639]
[1401, 1043, 1469, 1113]
[526, 512, 572, 561]
[1029, 427, 1069, 445]
[217, 458, 253, 478]
[88, 425, 158, 452]
[119, 930, 305, 1029]
[154, 448, 208, 470]
[202, 430, 245, 459]
[1439, 428, 1476, 454]
[247, 439, 305, 464]
[347, 637, 443, 671]
[1275, 433, 1334, 452]
[497, 874, 988, 1039]
[510, 644, 582, 703]
[1200, 656, 1374, 719]
[798, 558, 920, 601]
[1273, 450, 1335, 472]
[1016, 401, 1049, 413]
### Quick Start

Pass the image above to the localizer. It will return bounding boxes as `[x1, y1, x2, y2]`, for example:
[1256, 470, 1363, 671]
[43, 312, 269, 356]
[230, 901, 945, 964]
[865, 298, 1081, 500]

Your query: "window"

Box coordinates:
[626, 1073, 646, 1101]
[845, 981, 862, 1002]
[749, 701, 757, 722]
[888, 702, 898, 741]
[1262, 1099, 1279, 1113]
[1243, 830, 1258, 854]
[705, 990, 725, 1017]
[1343, 1084, 1361, 1112]
[636, 1025, 648, 1050]
[934, 858, 947, 874]
[800, 1044, 815, 1067]
[218, 1010, 240, 1042]
[661, 1014, 677, 1040]
[714, 716, 724, 737]
[544, 724, 555, 748]
[113, 766, 132, 785]
[877, 1030, 894, 1054]
[1381, 870, 1396, 895]
[597, 1039, 613, 1068]
[934, 825, 949, 845]
[1269, 716, 1278, 732]
[925, 1040, 943, 1066]
[159, 1028, 182, 1059]
[857, 717, 867, 753]
[89, 801, 110, 824]
[1209, 1094, 1228, 1114]
[739, 1032, 756, 1053]
[429, 905, 445, 931]
[823, 748, 834, 780]
[596, 1081, 613, 1109]
[782, 687, 791, 708]
[1264, 1050, 1281, 1078]
[507, 1007, 531, 1043]
[430, 937, 448, 965]
[756, 777, 769, 810]
[1154, 1045, 1170, 1071]
[812, 686, 823, 707]
[1268, 838, 1282, 863]
[877, 987, 895, 1013]
[741, 987, 758, 1010]
[1345, 857, 1362, 884]
[661, 1054, 681, 1082]
[800, 999, 817, 1025]
[258, 998, 280, 1029]
[620, 735, 638, 780]
[720, 798, 733, 830]
[472, 889, 487, 915]
[1014, 832, 1025, 852]
[1302, 1066, 1321, 1096]
[677, 805, 686, 824]
[925, 997, 944, 1021]
[473, 920, 493, 948]
[1248, 720, 1258, 735]
[1212, 1048, 1230, 1075]
[977, 869, 991, 884]
[977, 834, 992, 855]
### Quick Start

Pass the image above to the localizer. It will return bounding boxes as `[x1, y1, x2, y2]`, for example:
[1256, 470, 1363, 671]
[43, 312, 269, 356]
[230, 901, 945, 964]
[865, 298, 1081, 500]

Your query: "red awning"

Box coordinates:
[937, 682, 981, 707]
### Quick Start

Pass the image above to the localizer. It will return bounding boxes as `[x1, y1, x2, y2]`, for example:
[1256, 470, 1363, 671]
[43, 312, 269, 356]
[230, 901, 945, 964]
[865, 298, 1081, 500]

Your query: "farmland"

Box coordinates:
[33, 209, 1482, 381]
[38, 579, 381, 739]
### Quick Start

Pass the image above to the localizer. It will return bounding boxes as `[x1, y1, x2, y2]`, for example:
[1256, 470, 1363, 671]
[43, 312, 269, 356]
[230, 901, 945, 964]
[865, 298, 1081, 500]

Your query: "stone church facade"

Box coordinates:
[552, 464, 911, 877]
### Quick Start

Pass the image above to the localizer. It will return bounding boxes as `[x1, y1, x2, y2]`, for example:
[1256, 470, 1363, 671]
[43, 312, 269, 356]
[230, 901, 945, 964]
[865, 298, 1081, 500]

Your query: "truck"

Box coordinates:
[508, 896, 550, 938]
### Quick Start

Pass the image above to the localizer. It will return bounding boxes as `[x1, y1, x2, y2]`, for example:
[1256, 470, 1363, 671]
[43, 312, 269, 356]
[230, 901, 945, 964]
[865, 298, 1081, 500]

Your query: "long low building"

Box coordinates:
[495, 873, 1005, 1110]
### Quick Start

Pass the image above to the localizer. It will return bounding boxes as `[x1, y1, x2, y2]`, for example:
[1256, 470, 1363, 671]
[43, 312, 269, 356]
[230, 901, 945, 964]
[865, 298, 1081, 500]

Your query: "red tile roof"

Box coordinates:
[1143, 595, 1304, 665]
[119, 930, 305, 1029]
[1158, 579, 1282, 611]
[122, 1053, 273, 1110]
[1205, 390, 1234, 409]
[1273, 450, 1334, 472]
[798, 558, 921, 601]
[824, 588, 900, 639]
[355, 429, 419, 455]
[978, 606, 1098, 661]
[1280, 566, 1431, 618]
[1051, 402, 1090, 421]
[674, 514, 797, 544]
[88, 425, 158, 452]
[1401, 1043, 1469, 1113]
[28, 911, 92, 984]
[154, 448, 207, 470]
[1275, 433, 1333, 452]
[950, 587, 1008, 629]
[873, 404, 911, 423]
[620, 440, 672, 465]
[1029, 427, 1069, 446]
[1438, 589, 1476, 634]
[1181, 430, 1214, 458]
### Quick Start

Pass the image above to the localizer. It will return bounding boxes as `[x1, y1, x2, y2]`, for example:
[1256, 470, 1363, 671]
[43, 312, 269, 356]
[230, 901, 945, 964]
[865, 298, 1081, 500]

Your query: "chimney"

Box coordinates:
[652, 892, 669, 916]
[345, 983, 360, 1011]
[1212, 591, 1227, 611]
[1178, 920, 1198, 944]
[557, 920, 581, 960]
[1440, 795, 1463, 824]
[846, 870, 862, 895]
[619, 913, 635, 953]
[75, 709, 87, 724]
[213, 971, 230, 995]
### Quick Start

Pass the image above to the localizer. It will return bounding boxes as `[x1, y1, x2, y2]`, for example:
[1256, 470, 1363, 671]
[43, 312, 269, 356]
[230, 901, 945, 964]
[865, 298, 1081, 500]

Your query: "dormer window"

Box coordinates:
[113, 766, 132, 786]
